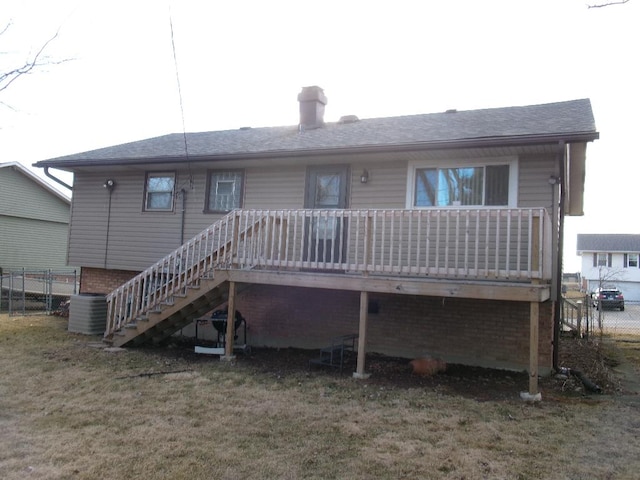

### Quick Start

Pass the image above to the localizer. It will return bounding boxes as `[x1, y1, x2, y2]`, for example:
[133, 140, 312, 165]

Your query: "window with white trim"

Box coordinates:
[407, 158, 517, 208]
[206, 170, 244, 212]
[144, 172, 175, 211]
[593, 252, 612, 268]
[624, 253, 638, 268]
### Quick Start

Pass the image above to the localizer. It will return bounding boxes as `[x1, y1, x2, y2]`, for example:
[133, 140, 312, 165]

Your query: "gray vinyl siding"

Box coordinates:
[70, 171, 189, 270]
[70, 166, 309, 271]
[0, 215, 69, 270]
[67, 151, 557, 272]
[0, 166, 69, 223]
[243, 166, 306, 209]
[0, 166, 71, 271]
[350, 160, 408, 209]
[518, 154, 556, 208]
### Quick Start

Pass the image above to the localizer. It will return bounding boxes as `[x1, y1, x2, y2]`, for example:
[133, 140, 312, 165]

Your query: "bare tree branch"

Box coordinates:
[0, 22, 11, 37]
[0, 28, 69, 94]
[588, 0, 630, 8]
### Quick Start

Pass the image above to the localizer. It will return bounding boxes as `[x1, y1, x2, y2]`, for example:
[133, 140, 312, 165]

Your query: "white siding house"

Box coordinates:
[577, 234, 640, 301]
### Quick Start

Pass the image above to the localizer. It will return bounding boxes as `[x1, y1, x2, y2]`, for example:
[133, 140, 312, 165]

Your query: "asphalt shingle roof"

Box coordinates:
[35, 98, 597, 168]
[577, 234, 640, 253]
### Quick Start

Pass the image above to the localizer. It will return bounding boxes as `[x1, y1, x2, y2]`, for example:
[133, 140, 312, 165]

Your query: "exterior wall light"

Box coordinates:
[103, 179, 116, 190]
[548, 175, 561, 185]
[360, 169, 369, 184]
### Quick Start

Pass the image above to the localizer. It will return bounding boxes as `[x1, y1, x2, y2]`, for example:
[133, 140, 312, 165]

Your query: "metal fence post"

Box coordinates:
[21, 268, 26, 316]
[47, 269, 53, 313]
[9, 271, 13, 315]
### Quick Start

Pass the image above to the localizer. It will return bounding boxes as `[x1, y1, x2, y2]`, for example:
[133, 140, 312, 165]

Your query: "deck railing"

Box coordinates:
[105, 208, 552, 337]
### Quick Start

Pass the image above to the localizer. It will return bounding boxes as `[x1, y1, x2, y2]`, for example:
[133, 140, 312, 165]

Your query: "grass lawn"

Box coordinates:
[1, 313, 639, 479]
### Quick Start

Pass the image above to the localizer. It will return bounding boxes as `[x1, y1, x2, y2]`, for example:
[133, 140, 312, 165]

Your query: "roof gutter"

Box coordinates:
[33, 131, 600, 170]
[44, 167, 73, 191]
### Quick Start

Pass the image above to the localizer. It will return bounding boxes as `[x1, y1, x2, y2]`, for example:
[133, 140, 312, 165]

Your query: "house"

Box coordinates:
[577, 234, 640, 300]
[34, 87, 599, 395]
[0, 162, 71, 272]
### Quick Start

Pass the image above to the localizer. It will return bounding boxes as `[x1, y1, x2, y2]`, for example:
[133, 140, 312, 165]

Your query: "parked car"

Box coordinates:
[591, 287, 625, 311]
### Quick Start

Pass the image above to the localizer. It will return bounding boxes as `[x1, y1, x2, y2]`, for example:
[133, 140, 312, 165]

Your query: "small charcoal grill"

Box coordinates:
[210, 309, 249, 352]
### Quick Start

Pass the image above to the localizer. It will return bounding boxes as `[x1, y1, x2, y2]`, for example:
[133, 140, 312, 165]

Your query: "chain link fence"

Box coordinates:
[562, 293, 640, 338]
[0, 269, 78, 316]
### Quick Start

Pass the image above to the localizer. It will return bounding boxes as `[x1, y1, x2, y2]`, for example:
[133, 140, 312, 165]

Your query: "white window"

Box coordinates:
[407, 157, 517, 208]
[206, 170, 244, 212]
[624, 253, 638, 268]
[594, 253, 612, 268]
[144, 172, 175, 211]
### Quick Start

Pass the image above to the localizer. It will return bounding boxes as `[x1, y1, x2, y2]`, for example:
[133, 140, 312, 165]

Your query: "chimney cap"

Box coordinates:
[297, 85, 327, 105]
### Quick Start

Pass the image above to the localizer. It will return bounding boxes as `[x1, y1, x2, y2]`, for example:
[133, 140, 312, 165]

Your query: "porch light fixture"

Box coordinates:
[548, 175, 561, 185]
[103, 179, 116, 190]
[360, 169, 369, 184]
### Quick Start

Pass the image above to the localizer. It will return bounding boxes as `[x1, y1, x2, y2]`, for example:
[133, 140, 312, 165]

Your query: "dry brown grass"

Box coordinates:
[1, 314, 640, 480]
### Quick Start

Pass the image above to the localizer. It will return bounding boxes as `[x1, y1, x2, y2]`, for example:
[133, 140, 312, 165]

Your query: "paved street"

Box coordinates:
[595, 303, 640, 336]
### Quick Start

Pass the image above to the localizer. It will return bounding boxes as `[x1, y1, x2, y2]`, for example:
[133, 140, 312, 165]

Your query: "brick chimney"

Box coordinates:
[297, 86, 327, 130]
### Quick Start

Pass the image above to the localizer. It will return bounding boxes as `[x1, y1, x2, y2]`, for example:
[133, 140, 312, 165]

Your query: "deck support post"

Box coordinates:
[221, 280, 237, 361]
[353, 290, 370, 379]
[527, 300, 540, 397]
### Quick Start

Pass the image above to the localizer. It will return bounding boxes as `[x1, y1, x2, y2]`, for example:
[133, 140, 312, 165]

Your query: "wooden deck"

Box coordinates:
[105, 207, 553, 341]
[103, 207, 553, 395]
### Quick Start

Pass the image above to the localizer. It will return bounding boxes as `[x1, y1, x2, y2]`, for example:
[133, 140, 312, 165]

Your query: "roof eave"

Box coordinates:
[33, 131, 599, 170]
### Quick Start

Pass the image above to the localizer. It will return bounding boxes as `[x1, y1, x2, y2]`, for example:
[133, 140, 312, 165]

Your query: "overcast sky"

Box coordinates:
[1, 0, 638, 271]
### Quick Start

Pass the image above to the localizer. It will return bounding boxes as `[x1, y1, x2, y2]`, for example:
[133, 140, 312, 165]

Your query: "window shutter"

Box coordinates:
[624, 253, 628, 268]
[608, 253, 612, 267]
[593, 253, 597, 267]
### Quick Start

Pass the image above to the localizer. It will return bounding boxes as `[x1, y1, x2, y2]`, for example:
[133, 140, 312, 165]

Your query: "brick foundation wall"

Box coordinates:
[234, 285, 554, 373]
[79, 267, 554, 373]
[79, 267, 138, 294]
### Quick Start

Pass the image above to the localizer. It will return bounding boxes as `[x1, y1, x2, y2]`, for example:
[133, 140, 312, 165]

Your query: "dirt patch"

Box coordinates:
[152, 332, 634, 402]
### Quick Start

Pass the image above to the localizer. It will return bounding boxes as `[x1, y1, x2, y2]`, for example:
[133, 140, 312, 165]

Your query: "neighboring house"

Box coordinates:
[576, 234, 640, 301]
[34, 87, 599, 394]
[0, 162, 71, 272]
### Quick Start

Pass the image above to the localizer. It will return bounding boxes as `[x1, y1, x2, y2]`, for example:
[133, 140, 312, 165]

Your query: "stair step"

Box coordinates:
[109, 270, 231, 347]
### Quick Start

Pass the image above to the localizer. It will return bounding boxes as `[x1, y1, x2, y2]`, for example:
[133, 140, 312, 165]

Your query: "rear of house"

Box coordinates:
[34, 87, 598, 390]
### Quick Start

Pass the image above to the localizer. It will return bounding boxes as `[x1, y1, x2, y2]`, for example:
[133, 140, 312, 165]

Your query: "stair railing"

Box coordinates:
[105, 211, 241, 337]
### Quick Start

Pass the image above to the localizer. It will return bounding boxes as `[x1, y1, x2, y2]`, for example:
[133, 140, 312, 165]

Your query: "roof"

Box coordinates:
[34, 98, 598, 169]
[0, 162, 71, 204]
[576, 234, 640, 253]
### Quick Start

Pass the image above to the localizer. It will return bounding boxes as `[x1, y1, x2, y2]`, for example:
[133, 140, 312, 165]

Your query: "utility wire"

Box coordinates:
[168, 5, 193, 189]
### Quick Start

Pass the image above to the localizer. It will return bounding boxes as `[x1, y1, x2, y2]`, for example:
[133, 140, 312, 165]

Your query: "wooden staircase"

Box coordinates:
[109, 276, 230, 347]
[104, 211, 254, 347]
